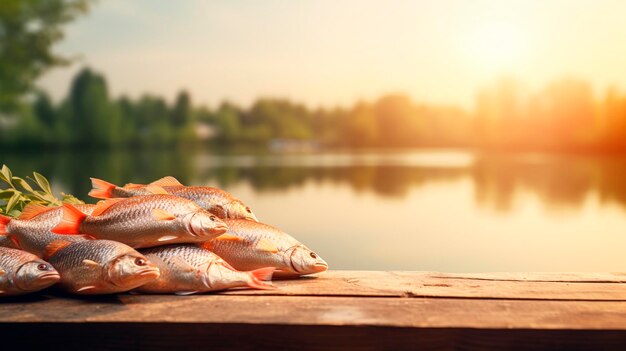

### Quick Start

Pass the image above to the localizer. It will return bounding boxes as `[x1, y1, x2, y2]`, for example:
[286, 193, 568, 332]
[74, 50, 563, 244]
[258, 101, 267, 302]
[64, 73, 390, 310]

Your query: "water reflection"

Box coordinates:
[6, 149, 626, 271]
[5, 149, 626, 213]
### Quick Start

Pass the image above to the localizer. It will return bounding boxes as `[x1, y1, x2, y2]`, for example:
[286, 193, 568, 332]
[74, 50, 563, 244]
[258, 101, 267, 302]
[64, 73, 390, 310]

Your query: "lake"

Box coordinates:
[4, 148, 626, 272]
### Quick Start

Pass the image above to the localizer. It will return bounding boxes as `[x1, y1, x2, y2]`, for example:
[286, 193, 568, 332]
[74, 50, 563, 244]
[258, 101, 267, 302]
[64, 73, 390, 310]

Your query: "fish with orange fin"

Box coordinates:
[0, 211, 160, 294]
[203, 219, 328, 278]
[52, 194, 228, 248]
[136, 244, 275, 295]
[0, 247, 60, 296]
[89, 176, 259, 221]
[0, 203, 94, 257]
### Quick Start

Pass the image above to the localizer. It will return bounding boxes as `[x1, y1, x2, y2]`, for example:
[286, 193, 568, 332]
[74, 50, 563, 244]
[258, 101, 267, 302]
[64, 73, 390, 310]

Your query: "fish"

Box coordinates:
[136, 244, 275, 294]
[0, 203, 95, 257]
[202, 219, 328, 278]
[51, 194, 228, 248]
[89, 176, 259, 221]
[0, 246, 60, 296]
[44, 238, 160, 294]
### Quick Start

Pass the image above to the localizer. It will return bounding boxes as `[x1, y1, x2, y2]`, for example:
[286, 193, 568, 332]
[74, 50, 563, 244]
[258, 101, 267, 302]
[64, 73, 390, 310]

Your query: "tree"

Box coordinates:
[67, 67, 121, 146]
[33, 91, 55, 128]
[171, 90, 191, 128]
[0, 0, 91, 113]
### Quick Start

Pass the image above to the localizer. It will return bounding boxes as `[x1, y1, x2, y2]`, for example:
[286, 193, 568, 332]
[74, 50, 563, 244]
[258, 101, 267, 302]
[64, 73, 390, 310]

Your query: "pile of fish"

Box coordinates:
[0, 177, 327, 296]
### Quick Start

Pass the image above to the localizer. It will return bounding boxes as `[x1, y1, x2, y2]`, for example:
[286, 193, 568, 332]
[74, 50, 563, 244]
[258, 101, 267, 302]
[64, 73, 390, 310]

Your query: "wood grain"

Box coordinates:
[2, 270, 626, 350]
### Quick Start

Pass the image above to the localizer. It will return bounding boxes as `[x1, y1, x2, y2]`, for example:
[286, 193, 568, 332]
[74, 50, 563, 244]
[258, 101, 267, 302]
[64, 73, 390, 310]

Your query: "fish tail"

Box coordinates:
[0, 214, 11, 235]
[51, 204, 87, 235]
[246, 267, 276, 290]
[89, 177, 117, 199]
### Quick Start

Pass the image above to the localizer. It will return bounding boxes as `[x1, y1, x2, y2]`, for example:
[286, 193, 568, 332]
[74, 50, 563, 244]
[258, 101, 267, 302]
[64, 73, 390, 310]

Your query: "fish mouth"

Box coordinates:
[212, 224, 228, 234]
[137, 267, 160, 279]
[37, 272, 61, 282]
[312, 262, 329, 273]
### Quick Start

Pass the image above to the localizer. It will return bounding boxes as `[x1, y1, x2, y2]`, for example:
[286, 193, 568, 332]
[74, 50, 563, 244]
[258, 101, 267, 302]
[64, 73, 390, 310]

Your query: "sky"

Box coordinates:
[38, 0, 626, 109]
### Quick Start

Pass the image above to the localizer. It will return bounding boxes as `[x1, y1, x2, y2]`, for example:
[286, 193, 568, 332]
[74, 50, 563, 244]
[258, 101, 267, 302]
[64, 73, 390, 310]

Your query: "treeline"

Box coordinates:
[0, 67, 471, 150]
[4, 68, 626, 151]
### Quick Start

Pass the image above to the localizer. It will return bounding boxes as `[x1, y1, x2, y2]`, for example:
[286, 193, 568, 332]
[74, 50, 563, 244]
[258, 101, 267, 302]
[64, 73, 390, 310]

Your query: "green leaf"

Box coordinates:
[6, 192, 21, 213]
[33, 172, 53, 195]
[13, 177, 34, 192]
[0, 189, 15, 199]
[61, 193, 85, 205]
[0, 165, 14, 187]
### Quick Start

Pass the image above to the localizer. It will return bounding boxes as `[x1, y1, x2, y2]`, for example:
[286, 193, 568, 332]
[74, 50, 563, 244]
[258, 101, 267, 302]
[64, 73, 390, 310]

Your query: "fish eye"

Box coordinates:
[209, 215, 216, 221]
[37, 263, 49, 271]
[310, 252, 317, 259]
[135, 258, 147, 266]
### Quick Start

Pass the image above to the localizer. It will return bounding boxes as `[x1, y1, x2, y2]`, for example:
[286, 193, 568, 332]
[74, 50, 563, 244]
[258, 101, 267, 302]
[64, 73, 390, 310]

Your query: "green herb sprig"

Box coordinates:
[0, 165, 84, 217]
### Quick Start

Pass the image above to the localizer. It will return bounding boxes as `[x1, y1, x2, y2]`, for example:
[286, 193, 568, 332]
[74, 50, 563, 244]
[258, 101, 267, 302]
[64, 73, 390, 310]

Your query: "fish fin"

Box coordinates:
[0, 290, 4, 294]
[82, 259, 100, 267]
[175, 290, 199, 296]
[18, 203, 55, 220]
[215, 233, 242, 242]
[152, 209, 176, 221]
[247, 268, 277, 290]
[0, 214, 11, 235]
[145, 185, 170, 195]
[9, 236, 20, 249]
[51, 204, 87, 234]
[43, 239, 72, 259]
[77, 285, 96, 292]
[200, 241, 213, 251]
[157, 235, 178, 242]
[89, 178, 118, 199]
[123, 182, 143, 189]
[256, 238, 279, 253]
[170, 256, 196, 273]
[0, 268, 5, 276]
[250, 267, 275, 282]
[91, 198, 124, 216]
[149, 176, 184, 187]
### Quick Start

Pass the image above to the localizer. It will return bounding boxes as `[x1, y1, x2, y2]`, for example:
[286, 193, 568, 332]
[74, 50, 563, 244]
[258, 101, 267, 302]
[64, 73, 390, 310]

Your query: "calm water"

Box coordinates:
[5, 148, 626, 272]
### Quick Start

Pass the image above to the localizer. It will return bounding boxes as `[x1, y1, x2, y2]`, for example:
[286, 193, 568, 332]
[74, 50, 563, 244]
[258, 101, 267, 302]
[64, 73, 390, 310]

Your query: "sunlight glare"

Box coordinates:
[464, 22, 528, 72]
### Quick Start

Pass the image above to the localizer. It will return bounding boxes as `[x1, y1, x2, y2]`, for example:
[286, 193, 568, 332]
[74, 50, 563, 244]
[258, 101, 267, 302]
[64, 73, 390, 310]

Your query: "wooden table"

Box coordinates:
[3, 271, 626, 350]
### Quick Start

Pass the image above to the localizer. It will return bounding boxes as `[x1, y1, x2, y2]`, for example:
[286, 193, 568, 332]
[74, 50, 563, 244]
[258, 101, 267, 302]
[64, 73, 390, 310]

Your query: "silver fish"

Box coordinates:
[90, 177, 258, 221]
[0, 247, 60, 296]
[137, 244, 274, 294]
[45, 239, 160, 295]
[203, 219, 328, 278]
[52, 195, 228, 248]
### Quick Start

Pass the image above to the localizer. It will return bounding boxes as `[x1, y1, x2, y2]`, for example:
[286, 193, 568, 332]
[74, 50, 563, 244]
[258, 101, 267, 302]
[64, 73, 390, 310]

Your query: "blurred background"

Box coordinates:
[2, 0, 626, 272]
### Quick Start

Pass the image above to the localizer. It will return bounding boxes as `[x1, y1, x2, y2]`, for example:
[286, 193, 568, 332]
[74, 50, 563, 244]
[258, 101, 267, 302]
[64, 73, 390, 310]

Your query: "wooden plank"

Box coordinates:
[2, 294, 626, 330]
[218, 271, 626, 300]
[2, 271, 626, 350]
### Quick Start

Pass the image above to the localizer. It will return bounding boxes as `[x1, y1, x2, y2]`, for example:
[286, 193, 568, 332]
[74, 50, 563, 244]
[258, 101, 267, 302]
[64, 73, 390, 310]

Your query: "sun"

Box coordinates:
[464, 22, 528, 72]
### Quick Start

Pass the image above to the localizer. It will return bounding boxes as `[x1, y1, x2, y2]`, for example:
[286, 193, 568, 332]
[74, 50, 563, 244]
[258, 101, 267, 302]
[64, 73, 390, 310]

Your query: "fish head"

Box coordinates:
[285, 245, 328, 275]
[15, 260, 60, 292]
[107, 253, 160, 288]
[185, 211, 228, 238]
[226, 201, 259, 222]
